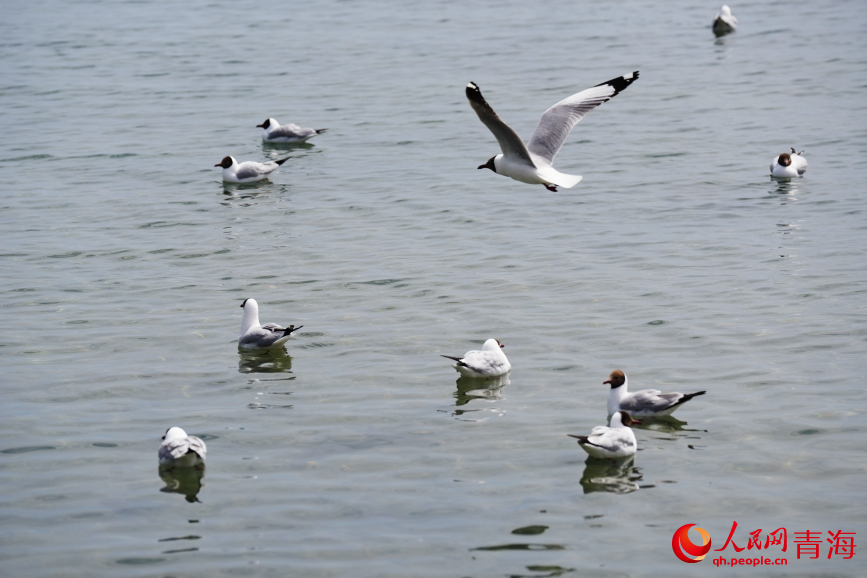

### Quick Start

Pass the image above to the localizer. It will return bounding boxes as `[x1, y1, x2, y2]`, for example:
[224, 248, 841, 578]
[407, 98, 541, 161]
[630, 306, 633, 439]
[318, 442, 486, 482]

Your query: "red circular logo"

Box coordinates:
[672, 523, 712, 563]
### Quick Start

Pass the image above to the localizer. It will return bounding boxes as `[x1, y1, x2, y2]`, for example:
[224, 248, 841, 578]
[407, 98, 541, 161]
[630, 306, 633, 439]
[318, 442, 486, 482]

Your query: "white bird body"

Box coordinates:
[159, 427, 206, 468]
[569, 411, 639, 460]
[238, 298, 302, 350]
[442, 338, 511, 378]
[605, 370, 705, 418]
[257, 118, 326, 143]
[466, 71, 638, 191]
[770, 149, 808, 178]
[215, 155, 290, 183]
[713, 5, 738, 35]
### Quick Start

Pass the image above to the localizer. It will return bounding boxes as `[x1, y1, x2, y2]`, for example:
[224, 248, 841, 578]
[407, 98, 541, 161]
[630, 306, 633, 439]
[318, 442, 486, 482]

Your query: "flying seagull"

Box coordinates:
[466, 71, 639, 191]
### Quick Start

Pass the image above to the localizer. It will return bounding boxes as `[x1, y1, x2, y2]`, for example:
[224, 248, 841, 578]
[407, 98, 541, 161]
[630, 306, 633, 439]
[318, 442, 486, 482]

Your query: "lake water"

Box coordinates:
[2, 0, 867, 576]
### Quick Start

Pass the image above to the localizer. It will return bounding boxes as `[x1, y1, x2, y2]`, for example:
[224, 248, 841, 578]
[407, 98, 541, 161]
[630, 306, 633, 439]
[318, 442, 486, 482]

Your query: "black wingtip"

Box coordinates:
[316, 128, 328, 134]
[594, 71, 639, 96]
[283, 325, 303, 336]
[275, 157, 292, 166]
[465, 81, 483, 101]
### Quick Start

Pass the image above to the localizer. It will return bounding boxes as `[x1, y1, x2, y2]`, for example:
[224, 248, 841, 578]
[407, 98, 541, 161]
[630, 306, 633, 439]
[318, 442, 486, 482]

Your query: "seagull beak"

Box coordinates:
[477, 164, 487, 170]
[603, 379, 612, 385]
[214, 163, 221, 167]
[256, 123, 265, 128]
[500, 344, 505, 348]
[631, 419, 642, 425]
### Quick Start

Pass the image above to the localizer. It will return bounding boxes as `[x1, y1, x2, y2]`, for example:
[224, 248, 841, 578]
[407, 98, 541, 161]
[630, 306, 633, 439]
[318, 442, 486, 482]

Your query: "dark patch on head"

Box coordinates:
[162, 427, 171, 440]
[496, 339, 505, 348]
[620, 411, 641, 427]
[256, 119, 272, 129]
[478, 156, 497, 172]
[215, 156, 233, 169]
[778, 153, 792, 167]
[240, 298, 249, 308]
[604, 369, 626, 388]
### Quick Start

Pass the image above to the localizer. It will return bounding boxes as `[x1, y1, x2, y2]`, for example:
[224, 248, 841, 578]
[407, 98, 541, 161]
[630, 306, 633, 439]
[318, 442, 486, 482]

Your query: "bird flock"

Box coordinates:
[164, 5, 805, 473]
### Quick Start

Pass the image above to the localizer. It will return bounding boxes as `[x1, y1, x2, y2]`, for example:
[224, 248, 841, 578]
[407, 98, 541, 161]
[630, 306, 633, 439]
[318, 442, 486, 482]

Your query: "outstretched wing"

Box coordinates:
[466, 82, 535, 166]
[527, 71, 639, 166]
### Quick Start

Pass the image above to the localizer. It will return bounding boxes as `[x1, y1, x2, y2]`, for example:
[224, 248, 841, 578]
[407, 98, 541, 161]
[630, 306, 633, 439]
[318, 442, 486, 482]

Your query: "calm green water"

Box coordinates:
[2, 0, 866, 576]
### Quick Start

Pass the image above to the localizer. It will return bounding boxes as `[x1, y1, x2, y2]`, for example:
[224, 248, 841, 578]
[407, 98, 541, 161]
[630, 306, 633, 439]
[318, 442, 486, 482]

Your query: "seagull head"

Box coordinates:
[256, 118, 276, 129]
[240, 298, 258, 311]
[478, 156, 497, 173]
[481, 338, 504, 351]
[616, 411, 642, 427]
[163, 426, 187, 441]
[215, 156, 235, 169]
[603, 369, 626, 389]
[778, 153, 792, 167]
[720, 5, 732, 17]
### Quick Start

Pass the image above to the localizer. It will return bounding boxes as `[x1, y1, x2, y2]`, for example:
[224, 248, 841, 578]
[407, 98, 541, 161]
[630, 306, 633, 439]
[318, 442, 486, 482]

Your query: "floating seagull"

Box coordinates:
[214, 155, 290, 183]
[441, 338, 511, 378]
[159, 427, 206, 469]
[713, 5, 738, 36]
[257, 118, 327, 143]
[466, 71, 639, 191]
[569, 411, 641, 460]
[238, 298, 302, 350]
[606, 370, 705, 417]
[770, 148, 808, 178]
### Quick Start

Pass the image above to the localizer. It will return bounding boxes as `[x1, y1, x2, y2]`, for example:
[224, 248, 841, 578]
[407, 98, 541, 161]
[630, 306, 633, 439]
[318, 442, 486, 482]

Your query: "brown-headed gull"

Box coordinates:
[466, 71, 639, 191]
[257, 118, 327, 143]
[238, 298, 302, 350]
[770, 148, 808, 178]
[606, 369, 705, 417]
[713, 5, 738, 36]
[441, 338, 511, 378]
[158, 427, 206, 469]
[214, 155, 290, 183]
[568, 411, 641, 460]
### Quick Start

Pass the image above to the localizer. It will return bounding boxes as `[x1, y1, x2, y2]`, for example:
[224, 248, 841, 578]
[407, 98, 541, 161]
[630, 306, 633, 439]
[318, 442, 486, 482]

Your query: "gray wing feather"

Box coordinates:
[527, 72, 638, 166]
[269, 125, 315, 140]
[235, 163, 266, 180]
[466, 83, 535, 166]
[185, 436, 207, 460]
[621, 389, 682, 413]
[239, 326, 283, 348]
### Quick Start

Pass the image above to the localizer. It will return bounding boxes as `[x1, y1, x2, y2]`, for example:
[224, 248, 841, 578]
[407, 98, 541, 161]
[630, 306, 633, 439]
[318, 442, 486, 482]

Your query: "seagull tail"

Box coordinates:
[441, 355, 468, 367]
[550, 172, 583, 189]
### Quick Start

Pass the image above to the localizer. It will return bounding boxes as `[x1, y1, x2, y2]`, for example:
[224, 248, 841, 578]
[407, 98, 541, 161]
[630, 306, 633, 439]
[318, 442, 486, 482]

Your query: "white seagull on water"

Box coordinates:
[770, 148, 808, 178]
[713, 5, 738, 36]
[214, 155, 291, 183]
[568, 411, 641, 460]
[238, 298, 302, 350]
[605, 369, 705, 418]
[159, 427, 207, 469]
[466, 71, 639, 191]
[441, 338, 511, 378]
[257, 118, 327, 143]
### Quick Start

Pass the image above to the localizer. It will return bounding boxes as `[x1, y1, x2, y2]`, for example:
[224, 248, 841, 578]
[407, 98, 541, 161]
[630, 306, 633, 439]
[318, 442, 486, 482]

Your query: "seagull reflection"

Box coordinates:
[579, 457, 642, 494]
[262, 140, 316, 152]
[454, 374, 510, 406]
[771, 177, 800, 195]
[632, 414, 689, 433]
[238, 348, 293, 374]
[159, 465, 205, 503]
